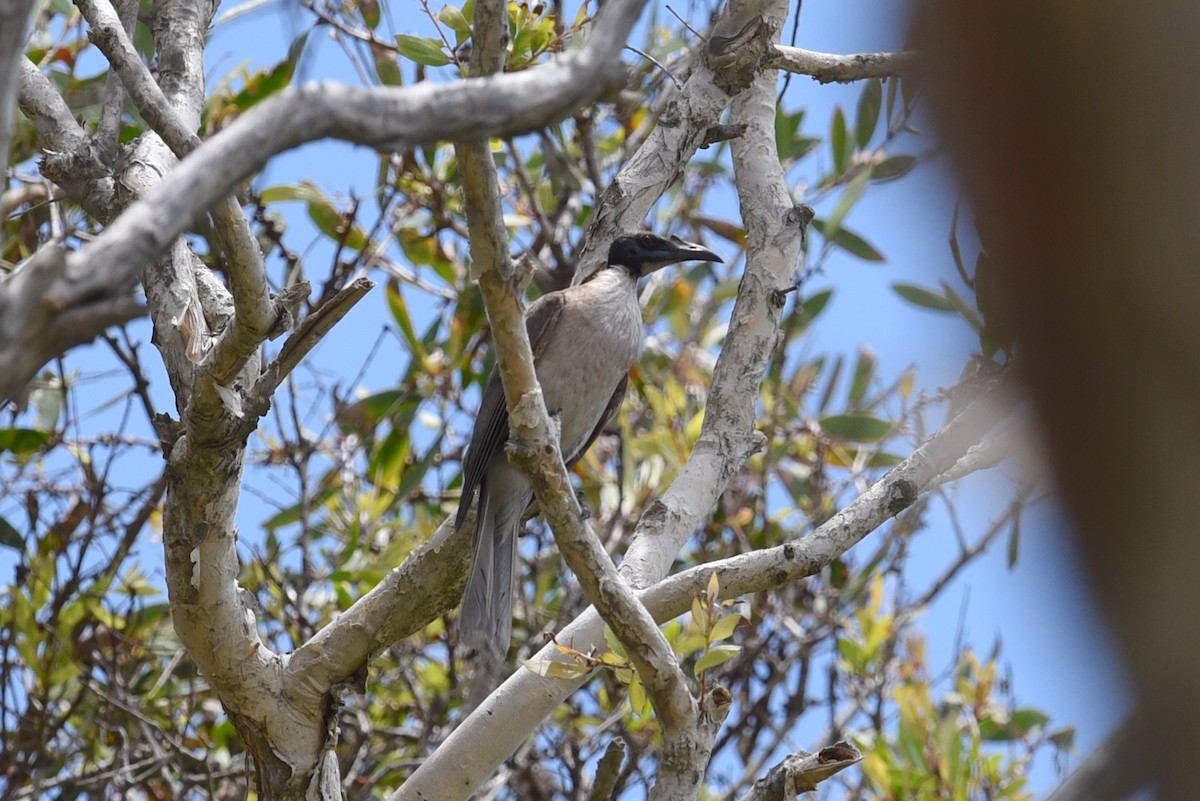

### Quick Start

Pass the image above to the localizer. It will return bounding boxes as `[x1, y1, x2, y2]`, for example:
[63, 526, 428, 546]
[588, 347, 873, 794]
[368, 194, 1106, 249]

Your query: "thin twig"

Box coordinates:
[249, 277, 376, 409]
[624, 45, 682, 89]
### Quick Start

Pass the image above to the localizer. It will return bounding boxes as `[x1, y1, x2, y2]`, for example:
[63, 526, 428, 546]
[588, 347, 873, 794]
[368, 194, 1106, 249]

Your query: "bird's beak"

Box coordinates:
[640, 235, 724, 275]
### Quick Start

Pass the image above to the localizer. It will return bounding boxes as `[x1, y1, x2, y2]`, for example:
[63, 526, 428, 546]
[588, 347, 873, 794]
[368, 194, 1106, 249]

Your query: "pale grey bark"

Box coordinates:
[0, 0, 649, 405]
[736, 743, 862, 800]
[0, 0, 35, 177]
[77, 0, 203, 158]
[16, 57, 118, 218]
[3, 0, 1019, 797]
[571, 0, 781, 283]
[396, 370, 1014, 801]
[767, 46, 919, 83]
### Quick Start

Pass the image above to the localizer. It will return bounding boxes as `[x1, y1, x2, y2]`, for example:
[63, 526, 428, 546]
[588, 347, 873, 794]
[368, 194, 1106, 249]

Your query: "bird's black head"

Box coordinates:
[607, 232, 723, 278]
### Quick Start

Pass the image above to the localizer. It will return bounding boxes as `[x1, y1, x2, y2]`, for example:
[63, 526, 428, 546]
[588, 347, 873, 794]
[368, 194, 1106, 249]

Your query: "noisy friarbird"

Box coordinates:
[456, 232, 723, 654]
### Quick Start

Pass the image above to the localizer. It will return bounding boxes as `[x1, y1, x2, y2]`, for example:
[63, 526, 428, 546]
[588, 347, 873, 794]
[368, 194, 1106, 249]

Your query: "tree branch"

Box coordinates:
[93, 0, 137, 163]
[0, 0, 36, 177]
[0, 245, 145, 400]
[586, 737, 627, 801]
[76, 0, 203, 158]
[247, 277, 374, 411]
[395, 373, 1015, 801]
[0, 0, 648, 405]
[202, 195, 276, 389]
[454, 0, 696, 733]
[765, 46, 920, 83]
[16, 57, 118, 220]
[736, 742, 862, 800]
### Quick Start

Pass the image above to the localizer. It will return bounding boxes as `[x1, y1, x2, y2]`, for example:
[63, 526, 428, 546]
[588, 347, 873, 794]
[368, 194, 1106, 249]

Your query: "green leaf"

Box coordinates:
[871, 154, 918, 182]
[812, 221, 885, 262]
[628, 674, 648, 716]
[228, 33, 309, 110]
[0, 517, 22, 550]
[386, 279, 427, 360]
[836, 636, 863, 669]
[824, 167, 870, 241]
[258, 181, 327, 205]
[368, 428, 410, 488]
[1049, 727, 1076, 750]
[979, 717, 1012, 741]
[396, 34, 451, 67]
[940, 280, 986, 332]
[855, 78, 882, 148]
[829, 557, 849, 589]
[775, 107, 818, 162]
[0, 428, 51, 455]
[885, 73, 900, 126]
[603, 625, 627, 659]
[799, 289, 833, 322]
[892, 282, 956, 313]
[306, 196, 369, 250]
[830, 106, 850, 175]
[438, 5, 472, 44]
[820, 414, 891, 442]
[358, 0, 381, 28]
[1010, 707, 1050, 734]
[694, 644, 740, 677]
[391, 433, 444, 502]
[335, 390, 414, 434]
[374, 48, 403, 86]
[848, 347, 876, 407]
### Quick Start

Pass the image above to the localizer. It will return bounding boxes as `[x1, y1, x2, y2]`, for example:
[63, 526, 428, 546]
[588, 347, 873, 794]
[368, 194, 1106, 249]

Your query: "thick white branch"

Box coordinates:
[456, 0, 694, 735]
[76, 0, 203, 157]
[395, 376, 1015, 801]
[0, 0, 646, 405]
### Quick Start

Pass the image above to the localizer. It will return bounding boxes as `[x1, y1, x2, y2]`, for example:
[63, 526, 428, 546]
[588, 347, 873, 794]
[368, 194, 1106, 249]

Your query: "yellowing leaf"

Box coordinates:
[521, 658, 590, 679]
[600, 651, 627, 667]
[629, 675, 648, 716]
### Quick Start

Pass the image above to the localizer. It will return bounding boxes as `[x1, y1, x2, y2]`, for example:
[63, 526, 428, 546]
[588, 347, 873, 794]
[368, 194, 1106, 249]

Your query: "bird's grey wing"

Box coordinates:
[566, 373, 627, 468]
[456, 292, 569, 530]
[457, 368, 507, 530]
[525, 290, 570, 364]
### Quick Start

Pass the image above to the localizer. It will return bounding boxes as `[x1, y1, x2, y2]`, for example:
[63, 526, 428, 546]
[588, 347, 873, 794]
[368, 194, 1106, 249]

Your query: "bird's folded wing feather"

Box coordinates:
[456, 292, 570, 529]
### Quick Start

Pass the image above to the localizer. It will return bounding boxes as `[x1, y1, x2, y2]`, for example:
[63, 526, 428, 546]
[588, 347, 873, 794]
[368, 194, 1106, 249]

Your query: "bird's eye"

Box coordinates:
[639, 234, 655, 245]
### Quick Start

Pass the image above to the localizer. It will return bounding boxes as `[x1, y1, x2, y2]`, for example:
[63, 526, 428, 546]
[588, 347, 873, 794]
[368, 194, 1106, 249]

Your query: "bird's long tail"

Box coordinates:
[460, 481, 522, 655]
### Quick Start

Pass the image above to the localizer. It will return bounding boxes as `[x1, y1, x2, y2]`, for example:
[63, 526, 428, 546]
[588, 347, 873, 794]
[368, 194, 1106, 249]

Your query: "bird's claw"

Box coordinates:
[575, 489, 593, 521]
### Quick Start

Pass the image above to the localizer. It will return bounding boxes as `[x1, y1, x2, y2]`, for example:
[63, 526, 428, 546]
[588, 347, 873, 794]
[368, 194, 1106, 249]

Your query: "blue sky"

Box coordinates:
[4, 0, 1132, 795]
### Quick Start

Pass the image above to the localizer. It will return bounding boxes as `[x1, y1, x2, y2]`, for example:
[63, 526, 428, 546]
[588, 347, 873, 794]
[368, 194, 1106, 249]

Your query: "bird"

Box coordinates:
[456, 232, 724, 654]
